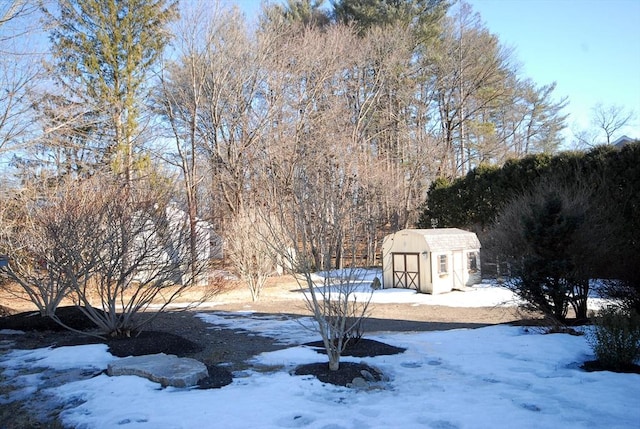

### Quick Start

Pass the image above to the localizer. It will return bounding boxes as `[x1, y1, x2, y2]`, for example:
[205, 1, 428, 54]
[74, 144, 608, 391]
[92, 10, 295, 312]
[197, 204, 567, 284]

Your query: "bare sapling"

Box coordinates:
[302, 266, 372, 371]
[225, 210, 277, 301]
[258, 164, 372, 371]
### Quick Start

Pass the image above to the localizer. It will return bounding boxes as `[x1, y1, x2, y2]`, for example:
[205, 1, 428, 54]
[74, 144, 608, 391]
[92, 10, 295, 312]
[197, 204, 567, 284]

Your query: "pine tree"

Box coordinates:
[43, 0, 178, 183]
[334, 0, 447, 38]
[517, 192, 585, 321]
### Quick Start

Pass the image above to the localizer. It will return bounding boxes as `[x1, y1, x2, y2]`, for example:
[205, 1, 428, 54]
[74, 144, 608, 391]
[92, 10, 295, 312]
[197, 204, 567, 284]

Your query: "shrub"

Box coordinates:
[494, 188, 587, 321]
[587, 305, 640, 371]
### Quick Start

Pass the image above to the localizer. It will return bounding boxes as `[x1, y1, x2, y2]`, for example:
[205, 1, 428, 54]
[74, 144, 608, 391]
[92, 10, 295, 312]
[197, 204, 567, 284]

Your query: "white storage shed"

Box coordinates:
[381, 228, 481, 294]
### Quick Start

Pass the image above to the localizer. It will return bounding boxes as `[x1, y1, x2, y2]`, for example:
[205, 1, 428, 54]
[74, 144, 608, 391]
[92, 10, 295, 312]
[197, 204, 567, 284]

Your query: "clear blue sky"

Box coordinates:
[468, 0, 640, 144]
[229, 0, 640, 145]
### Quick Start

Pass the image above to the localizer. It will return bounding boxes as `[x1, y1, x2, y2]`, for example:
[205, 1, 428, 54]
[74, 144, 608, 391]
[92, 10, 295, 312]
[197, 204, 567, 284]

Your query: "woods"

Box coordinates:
[2, 0, 623, 346]
[1, 0, 571, 262]
[0, 0, 639, 388]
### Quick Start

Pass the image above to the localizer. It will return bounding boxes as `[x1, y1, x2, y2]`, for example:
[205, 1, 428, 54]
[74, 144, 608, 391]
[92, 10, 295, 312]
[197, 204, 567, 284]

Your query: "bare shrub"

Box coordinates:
[225, 211, 278, 301]
[1, 174, 212, 337]
[0, 183, 82, 316]
[64, 176, 210, 337]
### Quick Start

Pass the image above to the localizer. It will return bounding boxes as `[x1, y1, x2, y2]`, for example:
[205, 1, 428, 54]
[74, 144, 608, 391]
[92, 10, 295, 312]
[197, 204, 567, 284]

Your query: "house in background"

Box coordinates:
[612, 135, 636, 150]
[164, 203, 224, 261]
[133, 203, 223, 286]
[381, 228, 481, 294]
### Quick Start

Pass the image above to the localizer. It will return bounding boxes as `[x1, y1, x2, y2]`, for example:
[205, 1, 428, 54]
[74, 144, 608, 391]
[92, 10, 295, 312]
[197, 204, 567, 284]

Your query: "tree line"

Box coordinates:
[0, 0, 572, 271]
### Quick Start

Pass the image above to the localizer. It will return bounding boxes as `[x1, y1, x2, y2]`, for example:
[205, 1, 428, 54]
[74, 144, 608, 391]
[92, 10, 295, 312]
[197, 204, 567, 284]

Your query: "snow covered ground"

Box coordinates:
[177, 268, 611, 310]
[1, 271, 637, 428]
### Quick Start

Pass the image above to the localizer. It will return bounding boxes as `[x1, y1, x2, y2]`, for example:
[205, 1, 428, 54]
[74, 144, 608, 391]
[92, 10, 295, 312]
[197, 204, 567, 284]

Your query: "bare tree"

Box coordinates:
[0, 1, 43, 157]
[362, 24, 441, 229]
[571, 103, 635, 149]
[0, 56, 39, 156]
[253, 23, 376, 368]
[155, 1, 214, 278]
[591, 102, 635, 145]
[0, 183, 76, 315]
[429, 3, 515, 177]
[192, 4, 276, 226]
[260, 198, 373, 371]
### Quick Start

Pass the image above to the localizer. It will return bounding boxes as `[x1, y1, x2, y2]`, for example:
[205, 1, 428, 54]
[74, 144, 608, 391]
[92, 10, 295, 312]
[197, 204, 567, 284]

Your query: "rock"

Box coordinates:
[359, 369, 376, 382]
[370, 277, 381, 290]
[107, 353, 208, 388]
[348, 377, 369, 389]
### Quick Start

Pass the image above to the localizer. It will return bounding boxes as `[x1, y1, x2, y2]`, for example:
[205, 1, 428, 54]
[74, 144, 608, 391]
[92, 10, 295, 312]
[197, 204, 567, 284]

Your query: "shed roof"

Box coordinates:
[391, 228, 481, 252]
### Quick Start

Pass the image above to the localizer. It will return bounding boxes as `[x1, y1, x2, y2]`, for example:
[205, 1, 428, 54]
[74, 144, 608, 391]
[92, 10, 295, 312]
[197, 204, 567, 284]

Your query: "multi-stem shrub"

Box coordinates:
[587, 305, 640, 371]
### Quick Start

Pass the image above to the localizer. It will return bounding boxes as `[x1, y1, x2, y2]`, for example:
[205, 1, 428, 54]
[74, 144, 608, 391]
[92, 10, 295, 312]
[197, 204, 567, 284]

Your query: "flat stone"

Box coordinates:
[348, 377, 369, 389]
[360, 369, 376, 382]
[107, 353, 208, 388]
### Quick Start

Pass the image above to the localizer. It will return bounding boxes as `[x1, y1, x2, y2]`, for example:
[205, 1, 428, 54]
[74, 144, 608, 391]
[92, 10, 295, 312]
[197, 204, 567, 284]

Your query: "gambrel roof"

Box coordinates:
[396, 228, 481, 252]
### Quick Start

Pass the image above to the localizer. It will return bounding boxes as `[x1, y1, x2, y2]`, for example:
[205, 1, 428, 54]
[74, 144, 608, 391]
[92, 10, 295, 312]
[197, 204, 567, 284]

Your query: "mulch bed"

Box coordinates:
[581, 360, 640, 374]
[0, 306, 102, 332]
[0, 307, 236, 389]
[296, 339, 406, 386]
[305, 338, 406, 358]
[0, 306, 408, 389]
[294, 361, 385, 386]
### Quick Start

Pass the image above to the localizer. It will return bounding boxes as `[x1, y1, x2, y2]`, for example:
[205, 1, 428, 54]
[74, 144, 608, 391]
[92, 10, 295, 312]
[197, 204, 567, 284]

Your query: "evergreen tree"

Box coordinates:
[261, 0, 332, 30]
[333, 0, 448, 38]
[43, 0, 178, 183]
[516, 192, 585, 321]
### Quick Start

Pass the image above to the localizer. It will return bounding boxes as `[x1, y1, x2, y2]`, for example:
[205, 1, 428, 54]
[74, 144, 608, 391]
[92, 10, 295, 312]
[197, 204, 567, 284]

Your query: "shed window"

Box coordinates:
[438, 255, 448, 274]
[468, 252, 478, 271]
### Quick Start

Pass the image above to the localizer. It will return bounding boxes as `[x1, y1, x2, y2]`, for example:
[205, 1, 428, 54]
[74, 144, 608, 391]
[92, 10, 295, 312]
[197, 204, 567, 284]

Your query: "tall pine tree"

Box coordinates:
[44, 0, 178, 183]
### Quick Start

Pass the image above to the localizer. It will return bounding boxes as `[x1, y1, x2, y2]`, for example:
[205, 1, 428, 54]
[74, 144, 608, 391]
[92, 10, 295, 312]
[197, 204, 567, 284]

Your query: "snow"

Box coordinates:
[149, 269, 615, 316]
[171, 268, 610, 310]
[1, 272, 637, 429]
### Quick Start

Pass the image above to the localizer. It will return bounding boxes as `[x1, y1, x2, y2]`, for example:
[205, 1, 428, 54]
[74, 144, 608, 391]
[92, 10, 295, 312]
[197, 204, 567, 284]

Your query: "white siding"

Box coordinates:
[382, 228, 481, 294]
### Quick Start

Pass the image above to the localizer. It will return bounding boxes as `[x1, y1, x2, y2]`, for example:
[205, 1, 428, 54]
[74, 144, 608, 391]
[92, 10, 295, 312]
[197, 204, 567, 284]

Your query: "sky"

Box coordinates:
[1, 270, 637, 429]
[468, 0, 640, 145]
[229, 0, 640, 146]
[2, 0, 638, 175]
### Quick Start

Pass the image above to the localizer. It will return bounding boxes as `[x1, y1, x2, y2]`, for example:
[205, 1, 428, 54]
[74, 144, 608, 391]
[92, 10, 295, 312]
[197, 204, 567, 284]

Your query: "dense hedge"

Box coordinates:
[418, 143, 639, 232]
[418, 142, 640, 311]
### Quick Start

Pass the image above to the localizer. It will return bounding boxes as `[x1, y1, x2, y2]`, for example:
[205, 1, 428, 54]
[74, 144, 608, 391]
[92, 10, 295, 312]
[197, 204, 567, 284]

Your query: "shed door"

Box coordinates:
[452, 251, 464, 290]
[392, 253, 420, 290]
